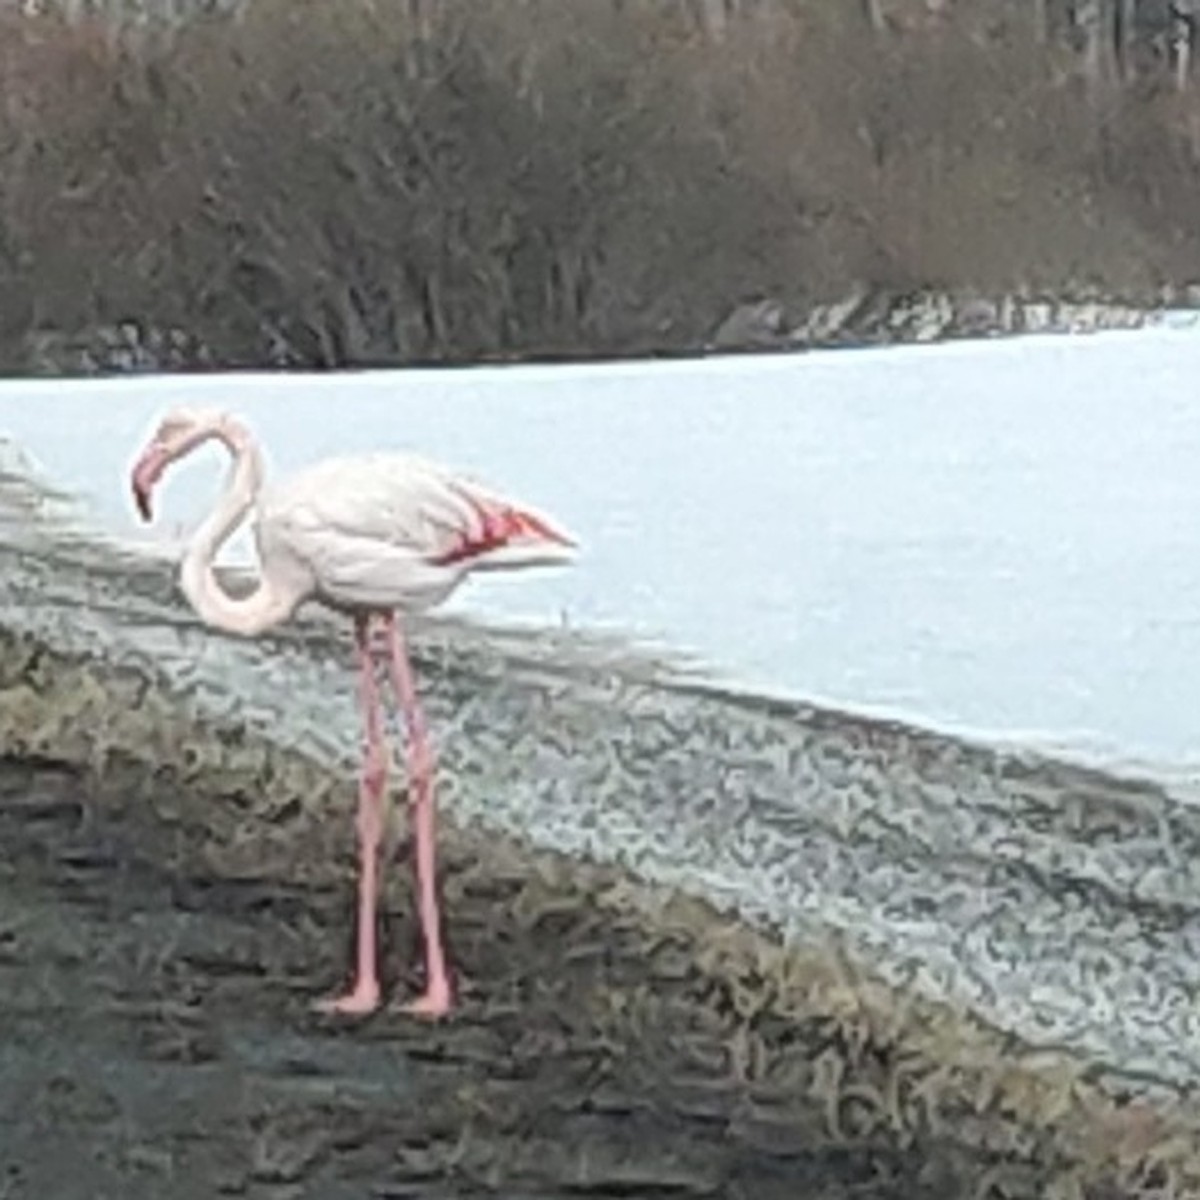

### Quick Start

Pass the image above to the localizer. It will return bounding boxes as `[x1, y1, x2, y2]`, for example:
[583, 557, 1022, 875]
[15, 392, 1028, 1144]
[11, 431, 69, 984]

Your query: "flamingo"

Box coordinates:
[128, 407, 577, 1018]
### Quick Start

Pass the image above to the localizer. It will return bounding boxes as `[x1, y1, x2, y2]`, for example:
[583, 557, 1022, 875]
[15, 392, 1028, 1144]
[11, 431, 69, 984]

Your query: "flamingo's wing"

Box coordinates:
[257, 453, 571, 610]
[276, 455, 479, 544]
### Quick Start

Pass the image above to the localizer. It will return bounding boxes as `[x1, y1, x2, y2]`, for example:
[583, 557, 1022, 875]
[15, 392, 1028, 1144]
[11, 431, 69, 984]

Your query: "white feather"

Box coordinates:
[253, 452, 575, 612]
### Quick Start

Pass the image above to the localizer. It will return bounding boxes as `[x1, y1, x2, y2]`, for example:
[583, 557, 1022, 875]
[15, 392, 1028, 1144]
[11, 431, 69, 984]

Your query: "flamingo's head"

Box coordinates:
[130, 406, 230, 522]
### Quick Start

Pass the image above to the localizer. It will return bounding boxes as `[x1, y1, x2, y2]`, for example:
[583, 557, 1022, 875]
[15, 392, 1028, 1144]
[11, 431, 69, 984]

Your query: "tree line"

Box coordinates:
[1, 0, 1199, 371]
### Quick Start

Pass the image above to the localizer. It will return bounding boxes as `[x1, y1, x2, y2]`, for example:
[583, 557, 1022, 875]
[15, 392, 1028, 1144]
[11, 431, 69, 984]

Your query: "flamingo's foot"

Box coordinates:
[390, 981, 453, 1020]
[312, 980, 381, 1016]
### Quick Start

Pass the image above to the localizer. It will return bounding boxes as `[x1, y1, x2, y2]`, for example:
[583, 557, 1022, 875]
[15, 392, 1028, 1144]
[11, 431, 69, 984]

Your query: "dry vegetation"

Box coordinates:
[3, 0, 1200, 370]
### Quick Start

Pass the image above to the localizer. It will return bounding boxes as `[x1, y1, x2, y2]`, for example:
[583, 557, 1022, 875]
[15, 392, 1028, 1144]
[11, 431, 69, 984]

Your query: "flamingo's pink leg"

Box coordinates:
[381, 612, 452, 1018]
[315, 614, 388, 1016]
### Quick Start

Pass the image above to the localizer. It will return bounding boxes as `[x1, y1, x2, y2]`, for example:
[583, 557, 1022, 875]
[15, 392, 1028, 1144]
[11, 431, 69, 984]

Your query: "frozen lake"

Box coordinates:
[4, 320, 1200, 789]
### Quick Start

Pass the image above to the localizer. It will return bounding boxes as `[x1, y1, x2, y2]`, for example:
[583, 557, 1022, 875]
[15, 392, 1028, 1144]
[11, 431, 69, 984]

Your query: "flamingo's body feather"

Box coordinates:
[254, 452, 576, 613]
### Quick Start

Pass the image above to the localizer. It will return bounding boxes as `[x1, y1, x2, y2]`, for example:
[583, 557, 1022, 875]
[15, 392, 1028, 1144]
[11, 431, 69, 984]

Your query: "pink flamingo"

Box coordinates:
[129, 407, 577, 1018]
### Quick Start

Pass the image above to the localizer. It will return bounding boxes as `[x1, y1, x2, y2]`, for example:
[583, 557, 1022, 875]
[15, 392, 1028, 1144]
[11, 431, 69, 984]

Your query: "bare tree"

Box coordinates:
[1172, 1, 1198, 89]
[1074, 0, 1115, 102]
[1116, 0, 1137, 77]
[1033, 0, 1049, 42]
[690, 0, 734, 39]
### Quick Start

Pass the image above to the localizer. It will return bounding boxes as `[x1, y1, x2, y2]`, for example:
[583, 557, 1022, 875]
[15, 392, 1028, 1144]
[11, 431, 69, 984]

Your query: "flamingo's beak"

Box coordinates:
[130, 443, 170, 522]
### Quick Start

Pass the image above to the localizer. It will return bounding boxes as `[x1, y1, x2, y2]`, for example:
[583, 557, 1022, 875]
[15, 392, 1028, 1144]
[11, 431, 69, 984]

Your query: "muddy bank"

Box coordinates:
[0, 755, 1147, 1200]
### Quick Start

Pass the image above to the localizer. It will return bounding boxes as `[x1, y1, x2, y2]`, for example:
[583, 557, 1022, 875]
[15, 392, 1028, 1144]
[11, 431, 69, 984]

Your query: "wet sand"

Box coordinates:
[0, 751, 1151, 1200]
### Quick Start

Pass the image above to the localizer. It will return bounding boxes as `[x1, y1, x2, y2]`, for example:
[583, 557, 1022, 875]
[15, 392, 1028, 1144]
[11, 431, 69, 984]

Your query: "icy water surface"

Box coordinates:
[3, 325, 1200, 782]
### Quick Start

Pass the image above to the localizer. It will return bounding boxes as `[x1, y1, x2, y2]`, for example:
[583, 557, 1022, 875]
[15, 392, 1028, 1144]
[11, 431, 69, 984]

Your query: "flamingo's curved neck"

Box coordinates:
[180, 423, 293, 636]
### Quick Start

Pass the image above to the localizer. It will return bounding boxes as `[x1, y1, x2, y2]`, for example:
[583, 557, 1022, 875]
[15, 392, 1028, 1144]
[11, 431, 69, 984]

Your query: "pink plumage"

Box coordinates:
[129, 406, 577, 1018]
[263, 452, 574, 609]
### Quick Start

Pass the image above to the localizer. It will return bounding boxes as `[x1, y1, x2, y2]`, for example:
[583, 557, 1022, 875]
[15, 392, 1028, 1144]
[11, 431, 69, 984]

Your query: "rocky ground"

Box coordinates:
[0, 750, 1118, 1200]
[15, 287, 1192, 377]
